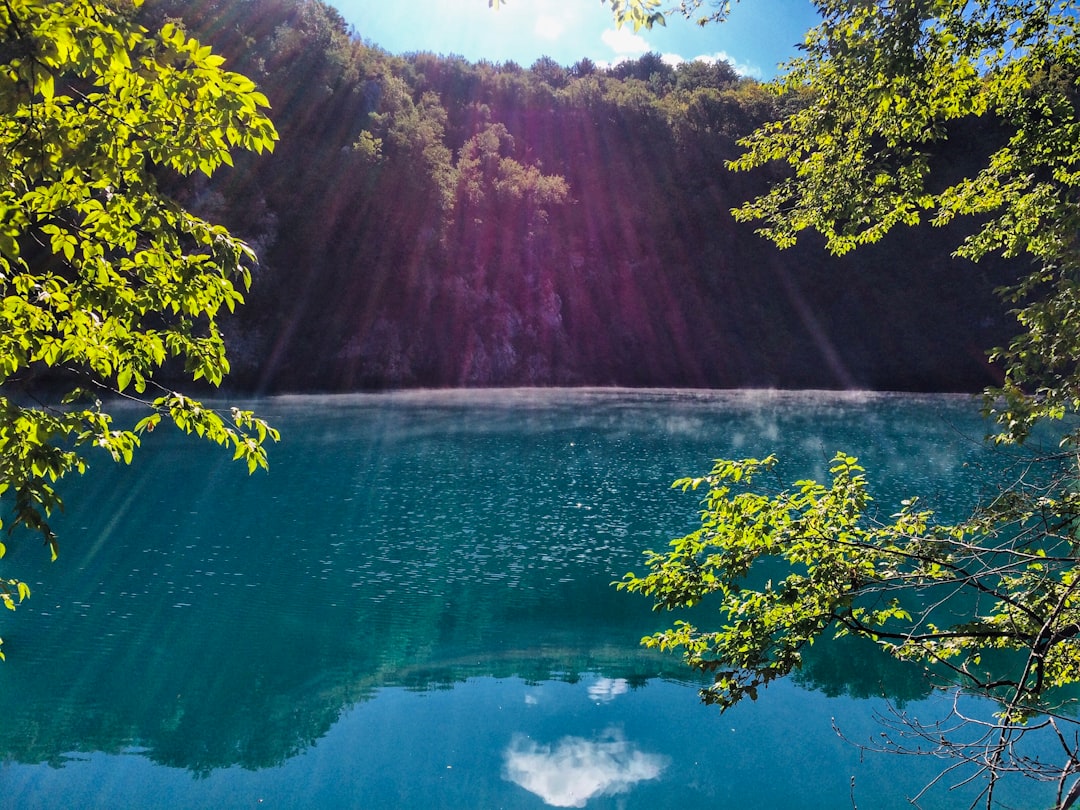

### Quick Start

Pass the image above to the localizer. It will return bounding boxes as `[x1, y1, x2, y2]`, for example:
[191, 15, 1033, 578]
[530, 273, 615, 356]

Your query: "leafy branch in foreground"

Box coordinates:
[605, 0, 1080, 806]
[619, 450, 1080, 807]
[724, 0, 1080, 446]
[0, 0, 279, 655]
[490, 0, 732, 31]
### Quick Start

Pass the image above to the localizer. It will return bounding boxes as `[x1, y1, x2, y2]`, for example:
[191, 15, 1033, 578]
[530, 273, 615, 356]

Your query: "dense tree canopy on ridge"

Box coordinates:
[129, 0, 1019, 395]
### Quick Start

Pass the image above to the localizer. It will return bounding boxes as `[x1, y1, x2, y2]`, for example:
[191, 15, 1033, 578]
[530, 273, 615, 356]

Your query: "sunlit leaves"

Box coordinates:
[607, 0, 667, 31]
[0, 0, 280, 643]
[619, 450, 1080, 722]
[452, 122, 570, 231]
[719, 0, 1080, 442]
[620, 445, 1080, 802]
[493, 0, 733, 31]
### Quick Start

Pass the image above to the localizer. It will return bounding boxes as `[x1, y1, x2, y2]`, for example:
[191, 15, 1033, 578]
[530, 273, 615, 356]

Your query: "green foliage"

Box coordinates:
[612, 0, 1080, 803]
[722, 0, 1080, 445]
[452, 122, 569, 230]
[620, 452, 1080, 714]
[619, 450, 1080, 801]
[0, 0, 279, 652]
[163, 0, 1003, 394]
[491, 0, 669, 31]
[596, 0, 740, 31]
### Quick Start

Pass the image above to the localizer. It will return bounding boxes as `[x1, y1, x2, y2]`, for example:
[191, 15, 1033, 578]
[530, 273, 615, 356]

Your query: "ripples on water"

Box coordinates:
[0, 389, 1056, 809]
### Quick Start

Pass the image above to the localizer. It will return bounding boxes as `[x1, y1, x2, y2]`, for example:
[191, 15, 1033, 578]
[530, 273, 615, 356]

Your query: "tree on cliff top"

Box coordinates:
[0, 0, 278, 653]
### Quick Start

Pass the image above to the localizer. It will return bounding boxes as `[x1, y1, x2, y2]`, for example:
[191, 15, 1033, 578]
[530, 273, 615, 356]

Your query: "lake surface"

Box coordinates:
[0, 389, 1060, 808]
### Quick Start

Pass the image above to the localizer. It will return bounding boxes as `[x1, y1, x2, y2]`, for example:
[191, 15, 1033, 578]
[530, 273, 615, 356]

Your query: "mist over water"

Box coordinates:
[0, 390, 1056, 809]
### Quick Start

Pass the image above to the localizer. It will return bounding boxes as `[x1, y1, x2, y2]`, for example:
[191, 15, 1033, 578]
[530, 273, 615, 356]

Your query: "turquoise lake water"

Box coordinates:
[0, 389, 1061, 808]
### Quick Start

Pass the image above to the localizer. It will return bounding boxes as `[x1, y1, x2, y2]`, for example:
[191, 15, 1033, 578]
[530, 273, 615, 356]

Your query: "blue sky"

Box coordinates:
[332, 0, 820, 80]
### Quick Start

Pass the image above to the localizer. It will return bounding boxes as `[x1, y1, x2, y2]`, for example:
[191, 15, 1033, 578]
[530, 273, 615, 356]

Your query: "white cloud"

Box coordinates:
[593, 56, 625, 71]
[693, 50, 764, 79]
[534, 15, 565, 40]
[596, 34, 764, 80]
[504, 729, 668, 808]
[656, 49, 766, 80]
[601, 27, 650, 56]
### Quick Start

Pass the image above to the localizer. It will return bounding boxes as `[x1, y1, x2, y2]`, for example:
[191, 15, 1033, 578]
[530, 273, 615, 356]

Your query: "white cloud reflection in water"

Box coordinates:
[587, 677, 629, 703]
[503, 728, 668, 808]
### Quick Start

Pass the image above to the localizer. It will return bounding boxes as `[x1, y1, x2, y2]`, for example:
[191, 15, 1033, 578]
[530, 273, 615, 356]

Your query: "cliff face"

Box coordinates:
[148, 0, 1020, 394]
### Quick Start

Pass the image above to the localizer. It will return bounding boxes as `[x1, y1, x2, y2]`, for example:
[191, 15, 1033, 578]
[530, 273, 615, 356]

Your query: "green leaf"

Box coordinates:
[0, 0, 278, 603]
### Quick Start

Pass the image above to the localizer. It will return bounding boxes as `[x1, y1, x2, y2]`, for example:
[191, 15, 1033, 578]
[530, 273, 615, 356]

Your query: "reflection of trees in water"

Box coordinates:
[0, 393, 998, 774]
[0, 608, 941, 776]
[0, 539, 680, 774]
[794, 634, 932, 705]
[0, 638, 685, 774]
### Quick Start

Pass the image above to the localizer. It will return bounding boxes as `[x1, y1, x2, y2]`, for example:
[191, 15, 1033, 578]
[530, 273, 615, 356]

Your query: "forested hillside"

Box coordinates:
[142, 0, 1019, 392]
